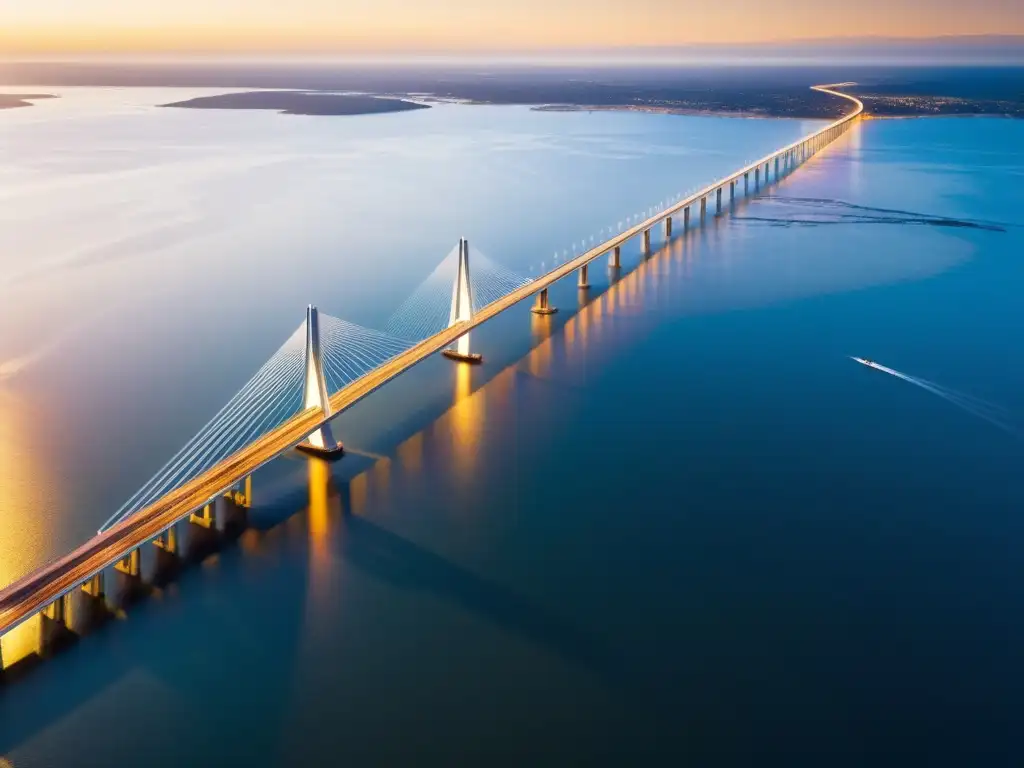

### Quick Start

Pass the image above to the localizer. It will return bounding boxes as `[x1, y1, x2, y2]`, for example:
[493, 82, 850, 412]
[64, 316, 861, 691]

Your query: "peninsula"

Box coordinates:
[160, 91, 429, 116]
[0, 94, 57, 109]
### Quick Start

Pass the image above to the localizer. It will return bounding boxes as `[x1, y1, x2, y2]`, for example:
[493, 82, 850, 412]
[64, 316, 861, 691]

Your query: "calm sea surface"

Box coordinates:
[1, 89, 1023, 766]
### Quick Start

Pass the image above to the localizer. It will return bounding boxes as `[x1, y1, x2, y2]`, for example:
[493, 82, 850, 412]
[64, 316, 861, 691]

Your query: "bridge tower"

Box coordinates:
[443, 238, 483, 364]
[297, 305, 345, 457]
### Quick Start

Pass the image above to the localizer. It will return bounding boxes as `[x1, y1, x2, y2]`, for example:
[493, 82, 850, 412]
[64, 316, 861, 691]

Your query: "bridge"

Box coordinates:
[0, 84, 863, 673]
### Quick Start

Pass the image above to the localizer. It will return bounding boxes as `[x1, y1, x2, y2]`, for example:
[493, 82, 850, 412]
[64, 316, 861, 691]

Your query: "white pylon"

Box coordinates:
[443, 238, 482, 364]
[298, 304, 344, 457]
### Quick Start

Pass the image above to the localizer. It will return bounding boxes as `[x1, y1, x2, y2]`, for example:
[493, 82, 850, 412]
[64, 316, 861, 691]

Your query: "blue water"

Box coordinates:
[2, 93, 1024, 765]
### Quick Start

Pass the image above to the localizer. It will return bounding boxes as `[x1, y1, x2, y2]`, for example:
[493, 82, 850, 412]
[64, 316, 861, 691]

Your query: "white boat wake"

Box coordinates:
[851, 357, 1020, 437]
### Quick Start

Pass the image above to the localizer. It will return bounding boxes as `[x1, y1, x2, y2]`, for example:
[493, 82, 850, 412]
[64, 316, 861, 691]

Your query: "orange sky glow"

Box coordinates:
[1, 0, 1021, 54]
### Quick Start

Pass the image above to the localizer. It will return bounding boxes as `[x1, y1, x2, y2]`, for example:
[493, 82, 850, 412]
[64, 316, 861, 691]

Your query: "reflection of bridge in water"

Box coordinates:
[0, 84, 863, 675]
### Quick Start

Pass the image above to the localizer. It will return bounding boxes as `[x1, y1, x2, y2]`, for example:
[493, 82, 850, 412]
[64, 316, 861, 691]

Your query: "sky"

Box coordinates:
[1, 0, 1022, 55]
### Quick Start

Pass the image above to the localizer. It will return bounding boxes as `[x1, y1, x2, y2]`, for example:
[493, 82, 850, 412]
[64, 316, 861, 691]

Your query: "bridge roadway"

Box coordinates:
[0, 84, 863, 641]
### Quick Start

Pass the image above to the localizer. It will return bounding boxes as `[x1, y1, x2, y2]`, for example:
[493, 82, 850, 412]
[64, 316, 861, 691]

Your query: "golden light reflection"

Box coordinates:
[0, 389, 60, 668]
[449, 362, 483, 479]
[307, 458, 335, 544]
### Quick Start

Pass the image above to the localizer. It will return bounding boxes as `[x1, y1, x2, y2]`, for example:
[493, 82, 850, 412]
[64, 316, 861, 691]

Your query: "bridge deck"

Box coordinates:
[0, 85, 863, 640]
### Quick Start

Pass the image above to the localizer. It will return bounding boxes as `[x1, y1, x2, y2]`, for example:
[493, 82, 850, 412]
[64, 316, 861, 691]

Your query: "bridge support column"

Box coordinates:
[531, 288, 557, 315]
[664, 217, 673, 238]
[775, 156, 780, 177]
[744, 173, 749, 195]
[188, 501, 222, 557]
[114, 547, 148, 603]
[700, 197, 707, 221]
[152, 523, 181, 579]
[298, 305, 345, 455]
[730, 181, 736, 204]
[642, 229, 651, 254]
[39, 595, 73, 656]
[716, 188, 723, 214]
[609, 245, 620, 268]
[578, 263, 590, 289]
[755, 167, 760, 189]
[190, 502, 217, 530]
[443, 237, 483, 364]
[79, 572, 110, 628]
[684, 206, 691, 231]
[224, 475, 252, 509]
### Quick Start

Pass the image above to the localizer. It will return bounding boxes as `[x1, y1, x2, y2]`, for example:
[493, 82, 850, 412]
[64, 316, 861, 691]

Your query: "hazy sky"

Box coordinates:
[2, 0, 1022, 54]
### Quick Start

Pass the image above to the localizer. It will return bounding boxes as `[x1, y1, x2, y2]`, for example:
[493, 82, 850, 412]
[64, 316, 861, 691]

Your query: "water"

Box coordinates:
[2, 90, 1024, 765]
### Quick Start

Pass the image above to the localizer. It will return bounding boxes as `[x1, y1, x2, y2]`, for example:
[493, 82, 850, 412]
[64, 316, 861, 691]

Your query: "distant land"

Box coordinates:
[2, 62, 1023, 119]
[160, 91, 429, 116]
[0, 93, 56, 109]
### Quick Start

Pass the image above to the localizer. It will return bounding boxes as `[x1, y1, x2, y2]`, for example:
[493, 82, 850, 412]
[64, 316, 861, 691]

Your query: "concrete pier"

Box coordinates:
[187, 501, 221, 558]
[755, 167, 760, 188]
[79, 572, 110, 628]
[684, 206, 691, 231]
[700, 197, 707, 220]
[664, 217, 673, 238]
[609, 245, 620, 268]
[114, 549, 146, 602]
[578, 263, 589, 289]
[531, 288, 557, 315]
[716, 188, 723, 214]
[642, 228, 651, 253]
[152, 523, 181, 580]
[39, 595, 73, 656]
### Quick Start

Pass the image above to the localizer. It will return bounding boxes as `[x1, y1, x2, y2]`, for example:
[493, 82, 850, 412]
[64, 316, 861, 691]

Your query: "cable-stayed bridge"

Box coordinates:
[0, 84, 863, 672]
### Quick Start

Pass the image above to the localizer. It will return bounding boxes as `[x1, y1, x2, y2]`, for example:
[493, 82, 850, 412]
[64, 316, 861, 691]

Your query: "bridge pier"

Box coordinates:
[683, 206, 690, 231]
[609, 245, 621, 268]
[665, 217, 673, 238]
[744, 173, 749, 195]
[642, 228, 651, 254]
[152, 523, 181, 580]
[443, 238, 483, 364]
[755, 167, 760, 189]
[730, 181, 736, 204]
[578, 263, 590, 289]
[114, 547, 147, 603]
[716, 188, 723, 215]
[188, 501, 221, 558]
[224, 475, 252, 509]
[775, 156, 780, 177]
[190, 502, 217, 530]
[79, 571, 111, 628]
[39, 595, 74, 656]
[700, 197, 707, 221]
[531, 288, 557, 315]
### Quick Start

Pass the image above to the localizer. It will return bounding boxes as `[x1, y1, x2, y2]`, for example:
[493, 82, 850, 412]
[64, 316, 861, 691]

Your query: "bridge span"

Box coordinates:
[0, 84, 863, 672]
